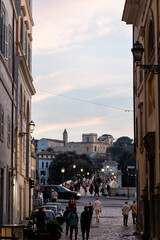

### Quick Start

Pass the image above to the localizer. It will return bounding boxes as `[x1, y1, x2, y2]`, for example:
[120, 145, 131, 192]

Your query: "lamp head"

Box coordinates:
[29, 120, 35, 133]
[131, 41, 144, 63]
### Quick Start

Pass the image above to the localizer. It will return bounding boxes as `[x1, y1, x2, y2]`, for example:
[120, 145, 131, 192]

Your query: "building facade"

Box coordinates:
[54, 133, 113, 158]
[122, 1, 160, 239]
[0, 0, 35, 224]
[37, 150, 55, 185]
[36, 138, 64, 153]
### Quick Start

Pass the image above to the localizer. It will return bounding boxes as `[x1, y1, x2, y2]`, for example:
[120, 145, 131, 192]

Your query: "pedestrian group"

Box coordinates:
[63, 197, 102, 240]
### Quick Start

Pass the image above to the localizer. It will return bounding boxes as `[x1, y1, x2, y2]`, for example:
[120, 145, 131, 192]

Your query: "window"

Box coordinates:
[42, 162, 44, 168]
[86, 137, 89, 143]
[86, 147, 89, 152]
[14, 0, 21, 15]
[46, 162, 48, 168]
[8, 28, 13, 73]
[1, 4, 8, 59]
[0, 104, 4, 141]
[7, 115, 11, 148]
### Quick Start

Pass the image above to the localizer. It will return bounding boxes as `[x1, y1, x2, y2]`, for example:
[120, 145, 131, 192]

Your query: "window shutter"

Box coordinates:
[0, 104, 4, 141]
[14, 0, 21, 16]
[0, 0, 1, 50]
[4, 24, 8, 59]
[8, 31, 13, 73]
[1, 14, 5, 54]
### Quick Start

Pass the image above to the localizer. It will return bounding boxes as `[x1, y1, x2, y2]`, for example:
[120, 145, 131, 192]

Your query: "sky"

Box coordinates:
[31, 0, 133, 142]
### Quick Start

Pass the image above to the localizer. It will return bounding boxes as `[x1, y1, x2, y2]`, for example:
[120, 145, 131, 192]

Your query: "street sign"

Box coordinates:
[127, 166, 135, 169]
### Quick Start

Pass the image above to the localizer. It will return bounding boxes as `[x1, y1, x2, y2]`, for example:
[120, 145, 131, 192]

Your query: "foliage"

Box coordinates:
[106, 136, 135, 187]
[114, 136, 133, 147]
[48, 152, 93, 184]
[118, 149, 136, 187]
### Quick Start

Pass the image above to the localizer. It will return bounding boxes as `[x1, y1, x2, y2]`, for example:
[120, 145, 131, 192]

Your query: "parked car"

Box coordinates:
[52, 185, 81, 200]
[45, 202, 64, 216]
[25, 209, 56, 232]
[42, 204, 65, 225]
[42, 205, 59, 217]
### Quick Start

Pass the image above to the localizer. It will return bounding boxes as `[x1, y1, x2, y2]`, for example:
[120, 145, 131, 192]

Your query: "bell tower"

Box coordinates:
[63, 129, 68, 146]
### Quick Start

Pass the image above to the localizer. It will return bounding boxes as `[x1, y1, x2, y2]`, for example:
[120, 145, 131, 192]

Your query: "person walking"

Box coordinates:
[37, 190, 43, 206]
[94, 182, 99, 197]
[81, 206, 91, 240]
[51, 188, 58, 202]
[130, 200, 137, 224]
[63, 206, 72, 235]
[88, 202, 93, 223]
[122, 201, 130, 226]
[93, 197, 102, 222]
[67, 207, 78, 240]
[34, 207, 46, 232]
[89, 184, 93, 197]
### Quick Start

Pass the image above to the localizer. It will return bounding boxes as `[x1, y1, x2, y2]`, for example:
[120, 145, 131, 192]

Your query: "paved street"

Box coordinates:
[58, 190, 139, 240]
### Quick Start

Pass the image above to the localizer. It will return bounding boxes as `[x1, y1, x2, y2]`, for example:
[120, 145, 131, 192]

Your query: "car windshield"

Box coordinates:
[56, 205, 62, 212]
[43, 206, 57, 215]
[45, 211, 54, 220]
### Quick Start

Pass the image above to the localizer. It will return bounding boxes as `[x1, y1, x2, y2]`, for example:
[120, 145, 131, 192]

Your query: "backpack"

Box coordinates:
[68, 212, 78, 226]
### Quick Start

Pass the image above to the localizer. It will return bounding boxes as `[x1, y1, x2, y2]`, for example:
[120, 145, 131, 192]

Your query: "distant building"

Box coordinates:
[37, 150, 55, 185]
[54, 133, 113, 158]
[36, 138, 64, 153]
[98, 134, 114, 145]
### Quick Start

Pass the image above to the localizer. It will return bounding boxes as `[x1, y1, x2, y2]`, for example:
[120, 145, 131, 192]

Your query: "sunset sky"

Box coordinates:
[31, 0, 133, 142]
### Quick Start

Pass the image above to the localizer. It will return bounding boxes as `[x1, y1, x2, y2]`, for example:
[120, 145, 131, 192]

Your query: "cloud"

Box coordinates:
[32, 0, 125, 55]
[34, 117, 104, 135]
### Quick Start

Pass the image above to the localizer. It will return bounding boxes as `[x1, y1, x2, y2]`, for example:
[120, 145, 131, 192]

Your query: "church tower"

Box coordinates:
[63, 129, 68, 146]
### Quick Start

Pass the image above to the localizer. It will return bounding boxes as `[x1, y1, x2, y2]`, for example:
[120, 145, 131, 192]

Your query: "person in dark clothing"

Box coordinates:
[88, 202, 93, 223]
[81, 206, 91, 240]
[63, 206, 72, 235]
[67, 207, 78, 240]
[34, 208, 46, 232]
[69, 197, 76, 211]
[89, 184, 93, 197]
[94, 182, 99, 197]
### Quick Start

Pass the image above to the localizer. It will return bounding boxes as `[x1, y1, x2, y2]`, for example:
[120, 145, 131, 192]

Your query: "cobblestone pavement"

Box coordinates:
[59, 190, 139, 240]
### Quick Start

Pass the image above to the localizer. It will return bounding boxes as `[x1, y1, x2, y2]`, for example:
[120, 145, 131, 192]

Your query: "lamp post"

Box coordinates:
[80, 168, 83, 185]
[131, 41, 160, 74]
[101, 168, 105, 182]
[73, 164, 76, 180]
[87, 172, 90, 177]
[106, 165, 109, 179]
[19, 120, 35, 137]
[61, 168, 65, 185]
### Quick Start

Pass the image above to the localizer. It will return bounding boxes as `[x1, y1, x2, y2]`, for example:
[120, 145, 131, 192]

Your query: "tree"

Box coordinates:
[118, 149, 136, 187]
[48, 152, 93, 184]
[114, 136, 133, 147]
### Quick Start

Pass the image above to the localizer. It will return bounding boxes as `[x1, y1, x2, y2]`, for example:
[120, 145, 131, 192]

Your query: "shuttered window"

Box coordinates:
[14, 0, 21, 16]
[8, 29, 13, 73]
[7, 115, 11, 148]
[0, 104, 4, 142]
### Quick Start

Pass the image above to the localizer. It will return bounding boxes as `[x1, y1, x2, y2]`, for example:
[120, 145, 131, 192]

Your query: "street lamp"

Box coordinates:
[19, 120, 35, 137]
[106, 165, 109, 178]
[80, 168, 83, 185]
[131, 40, 160, 74]
[87, 172, 90, 176]
[73, 164, 76, 180]
[61, 168, 65, 185]
[101, 168, 105, 182]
